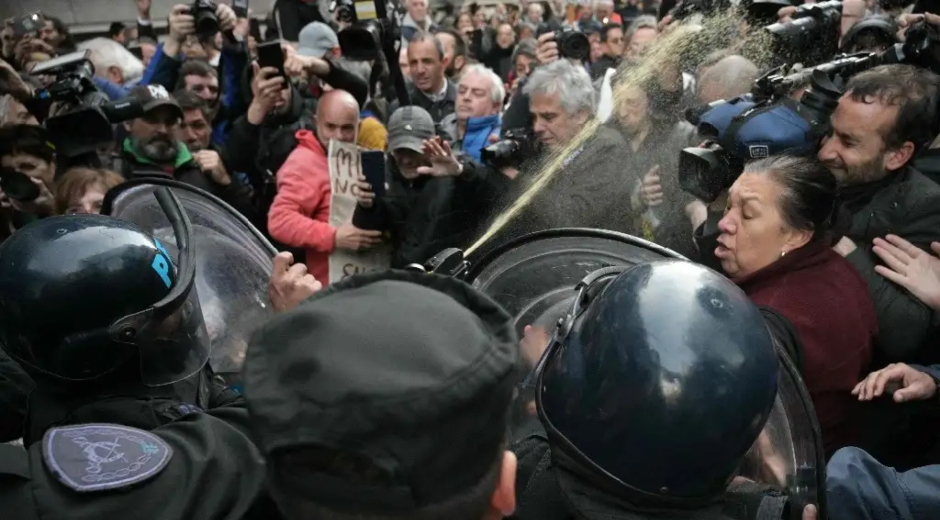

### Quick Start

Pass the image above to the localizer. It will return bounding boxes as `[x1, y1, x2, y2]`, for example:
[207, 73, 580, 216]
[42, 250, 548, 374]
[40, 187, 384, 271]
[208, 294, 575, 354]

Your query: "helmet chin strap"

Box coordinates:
[519, 265, 631, 390]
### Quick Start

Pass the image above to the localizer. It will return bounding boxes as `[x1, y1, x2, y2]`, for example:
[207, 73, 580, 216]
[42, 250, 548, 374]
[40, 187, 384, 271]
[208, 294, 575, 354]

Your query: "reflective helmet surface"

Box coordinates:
[538, 260, 779, 505]
[0, 215, 208, 384]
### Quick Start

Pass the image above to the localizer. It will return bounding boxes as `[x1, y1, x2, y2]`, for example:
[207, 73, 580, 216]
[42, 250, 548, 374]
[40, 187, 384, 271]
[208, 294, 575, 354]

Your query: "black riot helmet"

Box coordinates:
[534, 260, 779, 508]
[0, 189, 210, 387]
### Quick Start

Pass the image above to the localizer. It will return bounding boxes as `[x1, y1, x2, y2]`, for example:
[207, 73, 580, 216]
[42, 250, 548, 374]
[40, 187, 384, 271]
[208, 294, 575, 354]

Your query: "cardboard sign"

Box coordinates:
[327, 140, 391, 283]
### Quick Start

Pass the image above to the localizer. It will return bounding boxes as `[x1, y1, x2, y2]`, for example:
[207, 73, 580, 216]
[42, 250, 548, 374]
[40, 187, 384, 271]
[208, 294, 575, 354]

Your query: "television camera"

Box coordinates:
[678, 18, 940, 203]
[31, 50, 143, 158]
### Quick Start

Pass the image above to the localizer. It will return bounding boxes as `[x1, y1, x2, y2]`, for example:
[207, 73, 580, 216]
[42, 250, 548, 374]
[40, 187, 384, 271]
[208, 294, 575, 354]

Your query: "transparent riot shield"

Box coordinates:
[462, 228, 826, 519]
[102, 179, 277, 385]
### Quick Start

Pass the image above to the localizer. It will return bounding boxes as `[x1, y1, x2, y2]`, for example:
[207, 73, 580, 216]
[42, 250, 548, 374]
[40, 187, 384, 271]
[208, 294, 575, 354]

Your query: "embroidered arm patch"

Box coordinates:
[42, 423, 173, 493]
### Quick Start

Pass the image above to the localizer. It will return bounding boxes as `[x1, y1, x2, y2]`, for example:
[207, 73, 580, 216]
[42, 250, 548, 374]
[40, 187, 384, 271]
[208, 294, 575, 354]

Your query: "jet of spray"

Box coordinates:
[466, 10, 775, 256]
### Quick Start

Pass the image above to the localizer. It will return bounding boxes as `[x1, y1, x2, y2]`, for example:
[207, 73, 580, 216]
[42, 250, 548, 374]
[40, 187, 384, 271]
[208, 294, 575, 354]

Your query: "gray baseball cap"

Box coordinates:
[297, 22, 339, 58]
[387, 106, 436, 153]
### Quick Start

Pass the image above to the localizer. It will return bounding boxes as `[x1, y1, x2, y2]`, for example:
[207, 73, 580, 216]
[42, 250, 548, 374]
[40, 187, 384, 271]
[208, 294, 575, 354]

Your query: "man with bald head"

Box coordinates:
[695, 55, 759, 104]
[268, 89, 382, 286]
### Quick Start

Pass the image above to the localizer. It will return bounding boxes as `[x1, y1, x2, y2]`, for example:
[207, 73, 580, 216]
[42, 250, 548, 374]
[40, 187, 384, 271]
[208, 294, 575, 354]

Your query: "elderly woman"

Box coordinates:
[53, 167, 124, 215]
[716, 154, 877, 456]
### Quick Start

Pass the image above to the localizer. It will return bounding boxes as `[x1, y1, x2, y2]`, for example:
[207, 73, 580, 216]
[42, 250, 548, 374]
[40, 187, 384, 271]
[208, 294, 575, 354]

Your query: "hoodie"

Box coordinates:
[267, 130, 335, 284]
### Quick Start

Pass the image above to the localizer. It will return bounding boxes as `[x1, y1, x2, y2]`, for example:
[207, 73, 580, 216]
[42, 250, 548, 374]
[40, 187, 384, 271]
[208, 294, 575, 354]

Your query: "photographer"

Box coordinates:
[817, 64, 940, 362]
[488, 59, 631, 243]
[141, 3, 247, 145]
[117, 85, 253, 216]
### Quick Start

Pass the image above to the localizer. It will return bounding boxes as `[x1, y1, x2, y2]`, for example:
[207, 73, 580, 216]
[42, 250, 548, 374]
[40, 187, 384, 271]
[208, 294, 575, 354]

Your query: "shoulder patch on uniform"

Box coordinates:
[42, 423, 173, 493]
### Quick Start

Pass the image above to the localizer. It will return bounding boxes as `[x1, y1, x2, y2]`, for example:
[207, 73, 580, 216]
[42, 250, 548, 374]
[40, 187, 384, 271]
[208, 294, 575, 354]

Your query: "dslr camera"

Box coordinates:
[190, 0, 220, 38]
[31, 50, 143, 158]
[537, 25, 591, 62]
[481, 128, 541, 169]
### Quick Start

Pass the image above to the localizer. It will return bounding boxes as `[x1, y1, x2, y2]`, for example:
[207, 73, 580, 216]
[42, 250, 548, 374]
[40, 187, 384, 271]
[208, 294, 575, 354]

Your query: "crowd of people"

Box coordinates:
[4, 0, 940, 518]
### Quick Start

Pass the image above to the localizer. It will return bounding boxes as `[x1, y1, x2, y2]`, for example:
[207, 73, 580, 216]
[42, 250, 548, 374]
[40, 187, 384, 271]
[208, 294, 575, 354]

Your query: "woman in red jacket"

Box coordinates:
[715, 154, 877, 456]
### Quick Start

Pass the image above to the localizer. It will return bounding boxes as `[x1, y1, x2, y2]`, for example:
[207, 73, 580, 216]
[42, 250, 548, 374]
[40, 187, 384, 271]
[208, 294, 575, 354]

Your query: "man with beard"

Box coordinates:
[434, 29, 468, 81]
[817, 64, 940, 362]
[118, 85, 253, 217]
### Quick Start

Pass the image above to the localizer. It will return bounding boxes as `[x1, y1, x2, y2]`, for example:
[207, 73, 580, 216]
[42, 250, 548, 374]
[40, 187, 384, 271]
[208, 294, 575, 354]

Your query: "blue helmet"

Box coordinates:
[537, 260, 778, 506]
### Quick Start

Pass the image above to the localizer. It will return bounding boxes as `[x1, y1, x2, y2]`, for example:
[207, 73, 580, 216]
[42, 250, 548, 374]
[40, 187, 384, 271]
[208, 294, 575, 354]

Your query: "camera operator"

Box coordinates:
[816, 64, 940, 362]
[117, 85, 253, 216]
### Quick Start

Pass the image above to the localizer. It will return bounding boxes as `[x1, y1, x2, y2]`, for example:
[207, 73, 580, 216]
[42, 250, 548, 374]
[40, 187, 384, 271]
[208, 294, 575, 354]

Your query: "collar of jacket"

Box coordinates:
[466, 113, 501, 132]
[732, 239, 833, 291]
[413, 79, 457, 103]
[839, 166, 910, 213]
[122, 138, 194, 170]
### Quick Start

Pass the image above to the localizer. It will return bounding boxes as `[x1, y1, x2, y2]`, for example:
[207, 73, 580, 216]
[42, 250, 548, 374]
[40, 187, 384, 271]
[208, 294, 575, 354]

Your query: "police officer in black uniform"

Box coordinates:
[511, 260, 820, 520]
[0, 191, 272, 519]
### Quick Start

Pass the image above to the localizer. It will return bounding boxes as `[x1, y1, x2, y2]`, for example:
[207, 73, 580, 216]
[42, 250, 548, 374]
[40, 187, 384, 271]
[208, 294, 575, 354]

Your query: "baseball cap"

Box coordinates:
[128, 85, 182, 119]
[297, 21, 339, 58]
[244, 270, 521, 514]
[387, 106, 436, 154]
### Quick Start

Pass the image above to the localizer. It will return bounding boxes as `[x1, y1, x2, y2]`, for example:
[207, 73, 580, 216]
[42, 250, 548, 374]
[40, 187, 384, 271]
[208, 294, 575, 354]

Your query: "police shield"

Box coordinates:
[102, 179, 276, 383]
[462, 228, 826, 518]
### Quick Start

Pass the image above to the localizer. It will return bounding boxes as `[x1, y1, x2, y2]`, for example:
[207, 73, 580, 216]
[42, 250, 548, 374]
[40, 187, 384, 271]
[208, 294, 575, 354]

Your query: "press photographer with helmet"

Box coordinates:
[0, 190, 273, 519]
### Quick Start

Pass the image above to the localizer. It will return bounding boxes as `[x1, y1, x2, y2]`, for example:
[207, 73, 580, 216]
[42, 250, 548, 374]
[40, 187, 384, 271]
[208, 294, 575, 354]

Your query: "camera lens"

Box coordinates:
[193, 1, 220, 36]
[556, 30, 591, 62]
[0, 169, 40, 203]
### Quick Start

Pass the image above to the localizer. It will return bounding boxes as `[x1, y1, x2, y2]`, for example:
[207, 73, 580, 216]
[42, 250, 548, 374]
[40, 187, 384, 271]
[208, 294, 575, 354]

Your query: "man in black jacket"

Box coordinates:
[223, 54, 369, 219]
[352, 106, 492, 267]
[818, 64, 940, 363]
[117, 85, 254, 217]
[391, 33, 457, 124]
[483, 59, 632, 247]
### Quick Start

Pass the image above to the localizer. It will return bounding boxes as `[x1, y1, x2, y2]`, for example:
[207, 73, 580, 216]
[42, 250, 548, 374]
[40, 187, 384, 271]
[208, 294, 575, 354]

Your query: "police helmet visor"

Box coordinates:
[103, 179, 277, 382]
[107, 188, 211, 386]
[466, 229, 686, 435]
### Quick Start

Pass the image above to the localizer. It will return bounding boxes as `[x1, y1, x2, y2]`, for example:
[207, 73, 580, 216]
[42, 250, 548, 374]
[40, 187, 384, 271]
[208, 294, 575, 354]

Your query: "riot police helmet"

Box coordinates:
[0, 189, 210, 386]
[535, 260, 779, 508]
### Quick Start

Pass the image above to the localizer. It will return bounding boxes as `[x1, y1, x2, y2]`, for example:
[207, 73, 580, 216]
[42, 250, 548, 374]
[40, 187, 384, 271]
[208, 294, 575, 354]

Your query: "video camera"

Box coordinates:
[679, 18, 940, 202]
[31, 50, 143, 158]
[764, 0, 843, 65]
[332, 0, 410, 106]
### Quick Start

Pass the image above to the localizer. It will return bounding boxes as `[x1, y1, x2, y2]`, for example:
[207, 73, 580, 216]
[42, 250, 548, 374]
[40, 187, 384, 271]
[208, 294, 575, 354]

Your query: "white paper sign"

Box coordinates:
[328, 140, 391, 283]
